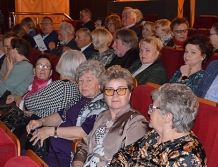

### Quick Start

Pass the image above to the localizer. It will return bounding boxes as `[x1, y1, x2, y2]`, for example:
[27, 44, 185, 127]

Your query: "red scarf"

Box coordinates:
[23, 77, 50, 100]
[173, 37, 187, 48]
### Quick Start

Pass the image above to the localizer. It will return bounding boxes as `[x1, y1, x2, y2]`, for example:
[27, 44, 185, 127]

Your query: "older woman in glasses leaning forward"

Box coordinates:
[73, 65, 149, 167]
[110, 83, 207, 166]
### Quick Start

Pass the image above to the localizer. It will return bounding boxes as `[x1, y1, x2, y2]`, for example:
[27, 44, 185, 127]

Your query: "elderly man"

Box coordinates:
[76, 8, 95, 32]
[0, 37, 33, 96]
[106, 28, 139, 69]
[122, 8, 142, 39]
[166, 17, 189, 48]
[75, 28, 97, 59]
[40, 16, 58, 53]
[48, 22, 78, 57]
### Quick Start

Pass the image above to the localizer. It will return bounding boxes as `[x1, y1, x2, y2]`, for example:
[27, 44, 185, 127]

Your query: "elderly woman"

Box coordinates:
[6, 55, 53, 112]
[110, 83, 207, 166]
[154, 19, 172, 46]
[166, 17, 189, 48]
[128, 37, 168, 85]
[73, 65, 148, 167]
[105, 14, 122, 35]
[209, 23, 218, 53]
[89, 27, 115, 66]
[24, 50, 86, 118]
[170, 34, 213, 92]
[142, 21, 155, 39]
[26, 60, 108, 167]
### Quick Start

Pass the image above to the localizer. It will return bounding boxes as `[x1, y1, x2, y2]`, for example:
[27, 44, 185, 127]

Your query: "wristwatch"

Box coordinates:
[181, 76, 189, 81]
[54, 126, 58, 138]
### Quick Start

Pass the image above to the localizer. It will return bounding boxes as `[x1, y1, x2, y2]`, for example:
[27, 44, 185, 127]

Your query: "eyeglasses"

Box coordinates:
[173, 29, 188, 34]
[40, 23, 52, 26]
[148, 104, 161, 115]
[104, 88, 128, 96]
[36, 64, 51, 70]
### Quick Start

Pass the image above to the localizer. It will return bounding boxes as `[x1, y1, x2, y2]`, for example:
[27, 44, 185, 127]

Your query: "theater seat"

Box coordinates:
[26, 149, 49, 167]
[192, 98, 218, 167]
[161, 46, 184, 80]
[65, 20, 81, 30]
[193, 15, 217, 29]
[144, 14, 158, 22]
[4, 156, 39, 167]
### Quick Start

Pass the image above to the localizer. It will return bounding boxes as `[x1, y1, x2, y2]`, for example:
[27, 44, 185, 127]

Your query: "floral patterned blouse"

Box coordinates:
[110, 130, 207, 167]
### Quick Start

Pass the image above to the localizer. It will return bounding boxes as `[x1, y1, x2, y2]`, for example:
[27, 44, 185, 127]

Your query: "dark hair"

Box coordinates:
[3, 32, 18, 42]
[80, 8, 92, 18]
[42, 16, 53, 23]
[10, 37, 31, 56]
[11, 24, 27, 37]
[212, 23, 218, 35]
[183, 34, 213, 64]
[113, 28, 138, 48]
[21, 17, 36, 29]
[96, 17, 105, 26]
[33, 54, 54, 70]
[170, 17, 189, 31]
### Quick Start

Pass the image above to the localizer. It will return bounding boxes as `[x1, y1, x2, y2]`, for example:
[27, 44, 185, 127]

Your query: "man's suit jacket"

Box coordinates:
[50, 38, 78, 57]
[129, 25, 142, 40]
[75, 20, 95, 32]
[42, 30, 58, 53]
[82, 43, 97, 59]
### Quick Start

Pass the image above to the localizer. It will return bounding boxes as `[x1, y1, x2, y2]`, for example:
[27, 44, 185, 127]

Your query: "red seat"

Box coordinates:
[144, 14, 158, 22]
[193, 15, 217, 29]
[188, 28, 210, 37]
[161, 46, 184, 80]
[4, 156, 39, 167]
[65, 20, 81, 30]
[192, 98, 218, 167]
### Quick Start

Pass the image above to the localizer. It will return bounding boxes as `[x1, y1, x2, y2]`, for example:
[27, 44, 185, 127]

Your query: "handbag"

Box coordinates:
[25, 129, 49, 161]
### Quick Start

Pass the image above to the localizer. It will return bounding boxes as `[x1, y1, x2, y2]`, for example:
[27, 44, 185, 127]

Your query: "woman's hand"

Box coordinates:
[180, 65, 190, 77]
[24, 110, 34, 117]
[26, 119, 43, 134]
[29, 127, 54, 147]
[6, 94, 22, 106]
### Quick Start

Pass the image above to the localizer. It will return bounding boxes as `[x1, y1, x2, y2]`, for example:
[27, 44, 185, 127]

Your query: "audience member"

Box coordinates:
[134, 8, 145, 25]
[105, 14, 122, 35]
[209, 23, 218, 53]
[106, 28, 139, 69]
[195, 60, 218, 102]
[76, 8, 95, 32]
[122, 8, 142, 39]
[170, 34, 213, 92]
[0, 32, 18, 80]
[95, 17, 105, 28]
[0, 34, 5, 70]
[20, 17, 38, 37]
[6, 55, 53, 111]
[25, 50, 86, 118]
[154, 19, 172, 46]
[142, 21, 155, 39]
[11, 23, 36, 48]
[75, 28, 97, 59]
[166, 17, 189, 48]
[40, 16, 58, 53]
[73, 65, 148, 167]
[49, 22, 78, 57]
[110, 83, 207, 166]
[89, 27, 115, 66]
[26, 60, 107, 167]
[129, 37, 168, 85]
[0, 37, 33, 96]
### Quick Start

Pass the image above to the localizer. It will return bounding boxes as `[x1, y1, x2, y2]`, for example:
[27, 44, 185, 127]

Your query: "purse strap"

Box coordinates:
[49, 139, 62, 167]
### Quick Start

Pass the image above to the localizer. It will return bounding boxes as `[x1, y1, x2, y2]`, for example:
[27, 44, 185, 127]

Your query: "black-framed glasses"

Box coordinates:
[36, 64, 51, 70]
[148, 104, 161, 115]
[173, 29, 188, 34]
[104, 88, 128, 96]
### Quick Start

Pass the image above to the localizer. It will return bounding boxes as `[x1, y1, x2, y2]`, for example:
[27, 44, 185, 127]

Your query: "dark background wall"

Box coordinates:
[195, 0, 218, 17]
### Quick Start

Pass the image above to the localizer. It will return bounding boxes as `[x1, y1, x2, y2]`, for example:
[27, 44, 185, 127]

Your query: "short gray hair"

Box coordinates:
[100, 65, 133, 92]
[59, 22, 75, 35]
[56, 50, 86, 79]
[151, 83, 199, 133]
[76, 60, 105, 83]
[122, 8, 137, 23]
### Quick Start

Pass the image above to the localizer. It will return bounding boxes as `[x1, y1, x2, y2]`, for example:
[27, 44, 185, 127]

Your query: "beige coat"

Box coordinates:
[73, 104, 149, 165]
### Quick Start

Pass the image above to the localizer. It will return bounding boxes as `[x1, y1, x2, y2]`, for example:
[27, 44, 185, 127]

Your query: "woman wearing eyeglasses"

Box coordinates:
[166, 17, 189, 48]
[73, 65, 149, 167]
[209, 23, 218, 53]
[24, 50, 86, 118]
[6, 54, 53, 113]
[110, 83, 207, 166]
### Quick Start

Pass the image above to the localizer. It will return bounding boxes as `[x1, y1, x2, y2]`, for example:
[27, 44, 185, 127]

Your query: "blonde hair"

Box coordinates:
[91, 27, 113, 50]
[139, 36, 163, 54]
[155, 19, 171, 34]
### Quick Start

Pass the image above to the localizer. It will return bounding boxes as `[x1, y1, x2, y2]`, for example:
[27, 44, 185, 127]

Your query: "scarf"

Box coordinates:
[173, 37, 187, 48]
[23, 76, 51, 100]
